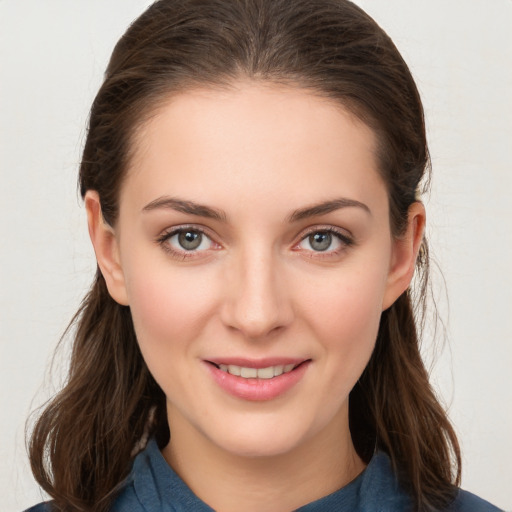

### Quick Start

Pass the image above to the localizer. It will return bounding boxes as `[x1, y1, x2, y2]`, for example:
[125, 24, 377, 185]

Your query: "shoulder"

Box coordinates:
[358, 452, 503, 512]
[358, 451, 413, 510]
[110, 480, 145, 512]
[446, 488, 503, 512]
[23, 504, 53, 512]
[24, 485, 144, 512]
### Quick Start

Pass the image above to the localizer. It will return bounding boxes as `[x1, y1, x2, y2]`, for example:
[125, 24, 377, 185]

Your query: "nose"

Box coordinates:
[220, 247, 294, 339]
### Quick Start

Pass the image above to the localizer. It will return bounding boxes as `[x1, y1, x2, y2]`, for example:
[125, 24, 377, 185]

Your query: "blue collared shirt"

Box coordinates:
[26, 439, 503, 511]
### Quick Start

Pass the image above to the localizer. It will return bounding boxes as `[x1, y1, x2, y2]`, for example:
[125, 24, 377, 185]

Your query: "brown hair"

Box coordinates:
[28, 1, 461, 510]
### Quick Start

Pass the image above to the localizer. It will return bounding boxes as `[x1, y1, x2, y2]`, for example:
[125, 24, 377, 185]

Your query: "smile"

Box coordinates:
[215, 363, 297, 379]
[205, 359, 311, 401]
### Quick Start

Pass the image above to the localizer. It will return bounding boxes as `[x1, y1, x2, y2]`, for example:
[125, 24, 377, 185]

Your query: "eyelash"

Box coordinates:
[156, 226, 219, 260]
[155, 225, 354, 260]
[294, 226, 355, 259]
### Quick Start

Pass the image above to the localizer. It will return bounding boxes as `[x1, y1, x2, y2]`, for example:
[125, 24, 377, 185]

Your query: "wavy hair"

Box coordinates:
[28, 1, 460, 510]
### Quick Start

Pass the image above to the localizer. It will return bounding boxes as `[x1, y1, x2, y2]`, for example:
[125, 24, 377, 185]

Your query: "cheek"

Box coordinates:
[123, 255, 220, 359]
[303, 264, 386, 338]
[298, 263, 387, 386]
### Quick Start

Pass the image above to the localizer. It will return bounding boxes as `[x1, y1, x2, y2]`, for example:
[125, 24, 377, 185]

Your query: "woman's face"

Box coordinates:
[89, 82, 419, 459]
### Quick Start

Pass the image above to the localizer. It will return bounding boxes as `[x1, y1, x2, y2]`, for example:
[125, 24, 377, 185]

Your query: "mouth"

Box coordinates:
[206, 360, 308, 379]
[204, 358, 311, 401]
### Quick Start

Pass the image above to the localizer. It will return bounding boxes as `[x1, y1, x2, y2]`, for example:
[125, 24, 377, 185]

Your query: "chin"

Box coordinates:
[219, 433, 302, 459]
[204, 415, 318, 459]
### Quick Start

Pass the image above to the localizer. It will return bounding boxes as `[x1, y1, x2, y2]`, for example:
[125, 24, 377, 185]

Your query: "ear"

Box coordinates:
[382, 202, 426, 311]
[85, 191, 129, 306]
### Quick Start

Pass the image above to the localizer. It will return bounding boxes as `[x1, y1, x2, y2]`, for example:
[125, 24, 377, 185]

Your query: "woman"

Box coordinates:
[25, 0, 502, 511]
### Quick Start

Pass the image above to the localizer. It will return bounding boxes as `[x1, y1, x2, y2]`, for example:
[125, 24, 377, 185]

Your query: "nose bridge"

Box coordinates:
[221, 242, 292, 338]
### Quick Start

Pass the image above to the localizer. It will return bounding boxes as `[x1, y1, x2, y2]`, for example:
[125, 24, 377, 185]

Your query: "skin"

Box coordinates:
[86, 82, 425, 512]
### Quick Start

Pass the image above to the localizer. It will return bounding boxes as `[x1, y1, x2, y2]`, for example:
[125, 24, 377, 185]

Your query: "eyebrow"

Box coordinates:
[142, 196, 370, 223]
[142, 196, 227, 221]
[288, 198, 371, 222]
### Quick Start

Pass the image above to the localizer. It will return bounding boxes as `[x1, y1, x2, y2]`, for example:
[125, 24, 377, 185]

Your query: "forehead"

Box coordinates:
[122, 82, 385, 216]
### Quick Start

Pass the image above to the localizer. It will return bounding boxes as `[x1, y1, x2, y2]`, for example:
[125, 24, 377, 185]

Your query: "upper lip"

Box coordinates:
[205, 357, 310, 369]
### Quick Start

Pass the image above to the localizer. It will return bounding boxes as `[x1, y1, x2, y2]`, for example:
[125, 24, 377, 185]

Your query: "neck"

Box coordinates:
[162, 404, 365, 512]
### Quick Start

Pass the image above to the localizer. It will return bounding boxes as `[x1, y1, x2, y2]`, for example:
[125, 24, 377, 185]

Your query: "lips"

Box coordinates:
[204, 358, 311, 401]
[216, 363, 297, 379]
[210, 363, 298, 379]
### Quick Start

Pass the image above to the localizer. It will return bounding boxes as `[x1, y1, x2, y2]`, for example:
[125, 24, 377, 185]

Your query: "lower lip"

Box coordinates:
[205, 361, 310, 401]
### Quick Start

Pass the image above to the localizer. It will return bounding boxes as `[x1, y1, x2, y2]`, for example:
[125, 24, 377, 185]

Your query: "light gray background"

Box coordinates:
[1, 1, 511, 510]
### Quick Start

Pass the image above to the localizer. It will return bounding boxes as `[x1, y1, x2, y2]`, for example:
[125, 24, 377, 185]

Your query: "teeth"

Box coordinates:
[273, 365, 284, 377]
[256, 366, 274, 379]
[240, 367, 258, 378]
[216, 363, 298, 379]
[228, 364, 241, 376]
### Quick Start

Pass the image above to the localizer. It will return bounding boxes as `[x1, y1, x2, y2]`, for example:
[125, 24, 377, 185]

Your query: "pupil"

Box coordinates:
[310, 232, 331, 251]
[178, 231, 202, 250]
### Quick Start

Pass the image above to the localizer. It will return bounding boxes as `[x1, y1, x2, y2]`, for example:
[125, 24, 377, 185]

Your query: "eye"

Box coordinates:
[174, 230, 206, 251]
[157, 227, 219, 258]
[305, 231, 336, 252]
[296, 228, 353, 255]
